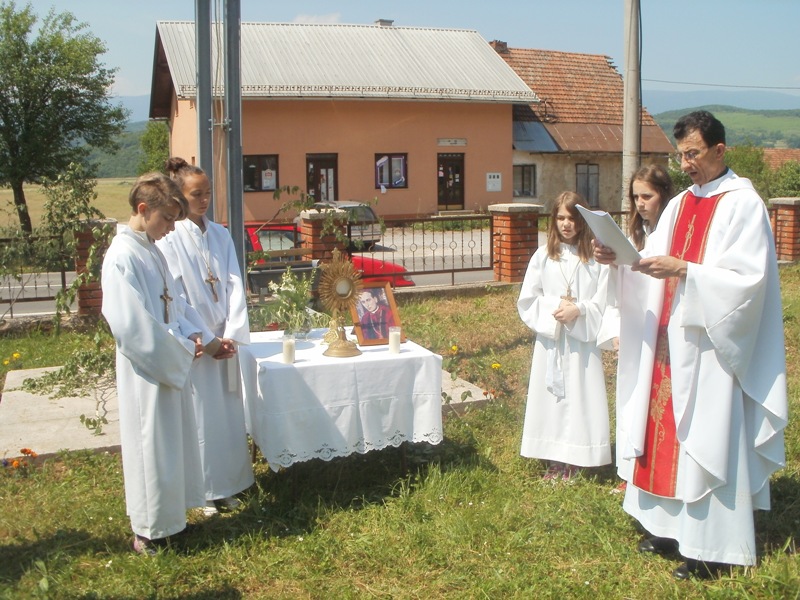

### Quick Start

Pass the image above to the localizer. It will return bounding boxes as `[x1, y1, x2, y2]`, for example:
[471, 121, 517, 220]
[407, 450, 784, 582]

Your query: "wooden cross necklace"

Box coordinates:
[182, 221, 219, 302]
[132, 229, 173, 322]
[559, 247, 581, 304]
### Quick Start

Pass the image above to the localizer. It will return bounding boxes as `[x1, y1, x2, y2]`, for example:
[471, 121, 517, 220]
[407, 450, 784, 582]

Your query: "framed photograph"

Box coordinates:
[350, 282, 405, 346]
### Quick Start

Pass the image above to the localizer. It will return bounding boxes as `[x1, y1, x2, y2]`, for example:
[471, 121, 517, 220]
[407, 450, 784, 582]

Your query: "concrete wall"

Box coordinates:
[169, 98, 515, 222]
[512, 150, 669, 213]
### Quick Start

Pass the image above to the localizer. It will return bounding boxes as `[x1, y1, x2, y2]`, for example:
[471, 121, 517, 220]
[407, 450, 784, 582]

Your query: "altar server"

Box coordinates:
[101, 173, 233, 555]
[158, 157, 254, 515]
[517, 191, 611, 481]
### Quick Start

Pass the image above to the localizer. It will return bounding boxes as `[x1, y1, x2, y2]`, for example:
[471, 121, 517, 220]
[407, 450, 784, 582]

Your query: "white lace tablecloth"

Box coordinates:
[240, 329, 443, 471]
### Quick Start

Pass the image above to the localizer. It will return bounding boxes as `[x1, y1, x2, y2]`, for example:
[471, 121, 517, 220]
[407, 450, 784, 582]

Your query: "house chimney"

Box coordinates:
[490, 40, 508, 54]
[375, 19, 394, 27]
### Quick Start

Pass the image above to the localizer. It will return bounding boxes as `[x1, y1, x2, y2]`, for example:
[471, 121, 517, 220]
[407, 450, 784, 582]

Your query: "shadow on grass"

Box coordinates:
[173, 435, 486, 554]
[756, 472, 800, 557]
[0, 528, 93, 586]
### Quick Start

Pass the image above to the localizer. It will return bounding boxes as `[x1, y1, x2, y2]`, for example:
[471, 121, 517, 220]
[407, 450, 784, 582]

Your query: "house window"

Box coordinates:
[243, 155, 279, 192]
[513, 165, 536, 197]
[576, 163, 599, 208]
[375, 153, 407, 189]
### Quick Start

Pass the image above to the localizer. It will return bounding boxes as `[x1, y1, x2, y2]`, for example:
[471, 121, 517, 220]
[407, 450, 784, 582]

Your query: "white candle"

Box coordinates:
[282, 334, 296, 364]
[388, 326, 401, 354]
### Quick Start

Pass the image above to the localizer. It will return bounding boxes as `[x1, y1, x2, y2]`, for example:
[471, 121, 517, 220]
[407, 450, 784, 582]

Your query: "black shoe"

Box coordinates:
[637, 536, 679, 555]
[672, 559, 729, 580]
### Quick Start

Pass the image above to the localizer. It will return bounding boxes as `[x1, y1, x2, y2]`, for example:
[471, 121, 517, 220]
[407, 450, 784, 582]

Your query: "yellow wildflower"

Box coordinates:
[491, 363, 501, 370]
[450, 345, 458, 354]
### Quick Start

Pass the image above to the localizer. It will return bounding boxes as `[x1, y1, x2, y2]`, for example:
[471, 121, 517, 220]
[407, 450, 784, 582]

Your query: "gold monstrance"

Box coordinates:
[319, 248, 363, 357]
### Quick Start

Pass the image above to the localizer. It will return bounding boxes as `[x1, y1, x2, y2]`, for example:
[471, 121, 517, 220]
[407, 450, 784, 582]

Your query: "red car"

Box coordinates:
[243, 223, 414, 289]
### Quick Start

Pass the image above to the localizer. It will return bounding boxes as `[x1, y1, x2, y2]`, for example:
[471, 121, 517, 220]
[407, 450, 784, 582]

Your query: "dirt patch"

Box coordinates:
[0, 314, 101, 337]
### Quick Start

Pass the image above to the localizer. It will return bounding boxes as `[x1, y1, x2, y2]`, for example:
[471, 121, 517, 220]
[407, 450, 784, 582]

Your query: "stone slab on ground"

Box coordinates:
[1, 367, 485, 460]
[0, 367, 120, 460]
[440, 370, 489, 415]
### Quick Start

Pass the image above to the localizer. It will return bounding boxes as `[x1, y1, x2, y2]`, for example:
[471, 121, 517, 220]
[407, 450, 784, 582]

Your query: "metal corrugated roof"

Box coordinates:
[156, 21, 539, 103]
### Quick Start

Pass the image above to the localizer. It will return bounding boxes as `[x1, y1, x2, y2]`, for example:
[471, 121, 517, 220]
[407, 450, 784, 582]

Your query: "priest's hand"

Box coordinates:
[212, 338, 237, 360]
[553, 299, 580, 325]
[632, 255, 688, 279]
[592, 240, 617, 265]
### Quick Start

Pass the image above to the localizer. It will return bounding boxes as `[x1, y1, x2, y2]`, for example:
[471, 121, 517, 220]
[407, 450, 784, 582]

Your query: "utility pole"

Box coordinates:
[622, 0, 642, 214]
[224, 0, 246, 279]
[195, 0, 214, 219]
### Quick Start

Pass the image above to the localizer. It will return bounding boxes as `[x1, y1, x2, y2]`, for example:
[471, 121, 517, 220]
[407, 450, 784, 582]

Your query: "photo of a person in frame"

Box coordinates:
[357, 287, 396, 340]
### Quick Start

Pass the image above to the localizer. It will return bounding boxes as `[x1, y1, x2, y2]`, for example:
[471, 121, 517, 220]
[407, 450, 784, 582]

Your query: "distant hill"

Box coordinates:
[89, 120, 148, 178]
[654, 106, 800, 148]
[642, 89, 800, 115]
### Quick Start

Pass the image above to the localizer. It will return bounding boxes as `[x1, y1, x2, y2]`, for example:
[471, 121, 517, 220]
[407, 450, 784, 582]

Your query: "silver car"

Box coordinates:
[309, 201, 382, 247]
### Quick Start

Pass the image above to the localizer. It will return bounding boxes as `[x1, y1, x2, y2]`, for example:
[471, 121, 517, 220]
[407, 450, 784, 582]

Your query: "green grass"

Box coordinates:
[0, 178, 136, 231]
[1, 274, 799, 598]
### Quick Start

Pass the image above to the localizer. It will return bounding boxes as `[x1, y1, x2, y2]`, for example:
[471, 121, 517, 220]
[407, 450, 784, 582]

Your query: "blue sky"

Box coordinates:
[35, 0, 800, 103]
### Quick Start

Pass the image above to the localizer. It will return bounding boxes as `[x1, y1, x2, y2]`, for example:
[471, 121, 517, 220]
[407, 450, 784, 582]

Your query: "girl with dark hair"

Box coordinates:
[157, 157, 254, 516]
[627, 163, 673, 251]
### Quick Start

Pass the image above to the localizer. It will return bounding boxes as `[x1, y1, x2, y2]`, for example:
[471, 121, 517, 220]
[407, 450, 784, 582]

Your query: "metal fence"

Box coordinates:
[352, 214, 494, 286]
[0, 235, 69, 318]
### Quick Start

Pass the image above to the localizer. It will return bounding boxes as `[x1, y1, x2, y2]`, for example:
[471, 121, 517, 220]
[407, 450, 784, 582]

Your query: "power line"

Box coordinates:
[643, 78, 800, 91]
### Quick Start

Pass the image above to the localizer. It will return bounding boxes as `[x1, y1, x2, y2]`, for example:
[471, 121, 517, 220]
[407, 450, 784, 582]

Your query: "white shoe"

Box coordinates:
[201, 501, 219, 517]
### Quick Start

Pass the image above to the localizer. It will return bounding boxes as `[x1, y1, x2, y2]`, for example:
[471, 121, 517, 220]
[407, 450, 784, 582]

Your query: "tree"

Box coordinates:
[0, 2, 127, 235]
[725, 144, 770, 199]
[138, 120, 170, 175]
[772, 161, 800, 198]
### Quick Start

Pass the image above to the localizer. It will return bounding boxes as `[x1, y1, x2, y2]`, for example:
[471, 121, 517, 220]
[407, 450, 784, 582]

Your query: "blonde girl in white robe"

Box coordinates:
[101, 173, 236, 555]
[158, 157, 254, 515]
[517, 191, 610, 480]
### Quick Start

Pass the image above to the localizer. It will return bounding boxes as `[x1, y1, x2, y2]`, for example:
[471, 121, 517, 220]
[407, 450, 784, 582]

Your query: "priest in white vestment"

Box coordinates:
[158, 158, 254, 514]
[102, 173, 228, 554]
[596, 111, 787, 579]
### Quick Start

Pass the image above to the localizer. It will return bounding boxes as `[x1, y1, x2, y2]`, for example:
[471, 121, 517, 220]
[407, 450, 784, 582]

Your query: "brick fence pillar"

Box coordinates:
[299, 209, 347, 262]
[769, 197, 800, 262]
[75, 219, 116, 316]
[488, 203, 543, 283]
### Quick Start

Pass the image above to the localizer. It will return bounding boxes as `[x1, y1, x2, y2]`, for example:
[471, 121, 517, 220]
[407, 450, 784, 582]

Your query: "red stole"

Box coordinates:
[632, 191, 725, 497]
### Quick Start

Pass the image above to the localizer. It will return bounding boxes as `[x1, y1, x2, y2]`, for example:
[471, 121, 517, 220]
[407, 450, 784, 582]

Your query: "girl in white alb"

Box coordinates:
[157, 157, 254, 515]
[517, 191, 610, 480]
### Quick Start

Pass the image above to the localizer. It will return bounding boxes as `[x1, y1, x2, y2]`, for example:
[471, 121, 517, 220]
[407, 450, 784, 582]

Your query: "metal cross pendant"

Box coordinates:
[206, 270, 220, 303]
[561, 287, 576, 303]
[160, 287, 173, 322]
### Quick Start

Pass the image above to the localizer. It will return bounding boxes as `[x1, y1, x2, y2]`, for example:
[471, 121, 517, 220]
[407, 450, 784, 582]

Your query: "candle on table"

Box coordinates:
[388, 326, 401, 354]
[282, 333, 296, 364]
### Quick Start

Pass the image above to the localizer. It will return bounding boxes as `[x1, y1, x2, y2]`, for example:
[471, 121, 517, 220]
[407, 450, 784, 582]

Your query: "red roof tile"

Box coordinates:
[762, 148, 800, 170]
[493, 43, 673, 153]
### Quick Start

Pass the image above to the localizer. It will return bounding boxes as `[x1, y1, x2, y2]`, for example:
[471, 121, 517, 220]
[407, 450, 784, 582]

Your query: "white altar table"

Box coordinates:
[239, 329, 443, 471]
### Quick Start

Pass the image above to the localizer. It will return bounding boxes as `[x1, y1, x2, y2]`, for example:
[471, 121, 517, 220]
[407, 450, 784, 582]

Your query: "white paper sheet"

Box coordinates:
[576, 205, 641, 266]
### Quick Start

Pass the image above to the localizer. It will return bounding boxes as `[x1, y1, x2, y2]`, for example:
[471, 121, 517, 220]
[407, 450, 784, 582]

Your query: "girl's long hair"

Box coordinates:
[546, 191, 593, 262]
[628, 163, 673, 251]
